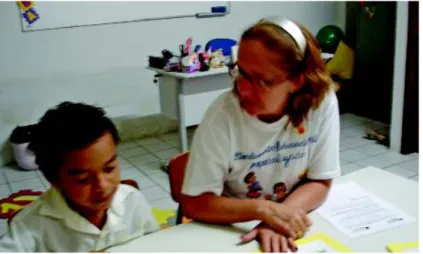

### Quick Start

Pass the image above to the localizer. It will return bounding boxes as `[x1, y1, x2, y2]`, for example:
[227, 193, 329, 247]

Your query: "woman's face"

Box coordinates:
[234, 39, 301, 119]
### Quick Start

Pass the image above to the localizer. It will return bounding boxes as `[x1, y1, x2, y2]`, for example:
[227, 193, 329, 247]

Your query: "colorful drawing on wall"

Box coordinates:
[17, 1, 33, 11]
[22, 7, 40, 25]
[17, 1, 40, 26]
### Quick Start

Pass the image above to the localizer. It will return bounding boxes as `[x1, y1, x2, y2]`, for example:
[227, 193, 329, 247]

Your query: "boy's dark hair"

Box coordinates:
[29, 102, 120, 182]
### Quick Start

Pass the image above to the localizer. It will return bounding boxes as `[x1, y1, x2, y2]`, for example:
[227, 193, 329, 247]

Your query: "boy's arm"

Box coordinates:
[136, 192, 160, 234]
[0, 220, 34, 252]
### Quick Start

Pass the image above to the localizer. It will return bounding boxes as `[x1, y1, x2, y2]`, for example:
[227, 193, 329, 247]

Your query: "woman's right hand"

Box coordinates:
[258, 201, 312, 239]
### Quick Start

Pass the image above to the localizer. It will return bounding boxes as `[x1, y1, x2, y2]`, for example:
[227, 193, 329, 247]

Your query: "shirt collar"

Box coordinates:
[38, 185, 128, 235]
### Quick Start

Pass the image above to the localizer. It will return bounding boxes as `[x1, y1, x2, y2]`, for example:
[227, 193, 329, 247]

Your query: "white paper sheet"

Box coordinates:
[316, 181, 416, 239]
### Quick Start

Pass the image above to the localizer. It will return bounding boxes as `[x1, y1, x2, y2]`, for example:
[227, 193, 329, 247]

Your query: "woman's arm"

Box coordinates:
[181, 193, 265, 224]
[181, 193, 301, 238]
[283, 179, 332, 212]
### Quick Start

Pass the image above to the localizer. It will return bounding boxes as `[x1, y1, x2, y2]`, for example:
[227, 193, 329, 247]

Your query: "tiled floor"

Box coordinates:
[0, 114, 419, 236]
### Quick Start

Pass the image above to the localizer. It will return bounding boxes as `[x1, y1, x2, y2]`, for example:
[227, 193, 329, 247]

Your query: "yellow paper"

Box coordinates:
[386, 241, 418, 252]
[152, 207, 176, 225]
[252, 233, 352, 253]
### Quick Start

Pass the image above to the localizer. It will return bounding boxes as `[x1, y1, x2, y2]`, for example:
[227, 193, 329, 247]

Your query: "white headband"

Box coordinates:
[259, 16, 307, 57]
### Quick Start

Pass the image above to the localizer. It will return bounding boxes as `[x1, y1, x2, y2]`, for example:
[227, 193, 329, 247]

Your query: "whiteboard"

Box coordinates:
[18, 1, 229, 32]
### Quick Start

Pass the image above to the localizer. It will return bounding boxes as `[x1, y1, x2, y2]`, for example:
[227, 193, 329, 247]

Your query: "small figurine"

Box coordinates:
[198, 53, 209, 72]
[209, 49, 225, 69]
[181, 54, 201, 73]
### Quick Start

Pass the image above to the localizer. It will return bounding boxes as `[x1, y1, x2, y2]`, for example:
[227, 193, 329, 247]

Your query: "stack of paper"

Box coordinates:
[316, 181, 416, 239]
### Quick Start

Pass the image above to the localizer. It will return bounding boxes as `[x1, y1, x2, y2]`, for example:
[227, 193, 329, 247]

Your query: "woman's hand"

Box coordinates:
[241, 222, 298, 253]
[258, 201, 312, 238]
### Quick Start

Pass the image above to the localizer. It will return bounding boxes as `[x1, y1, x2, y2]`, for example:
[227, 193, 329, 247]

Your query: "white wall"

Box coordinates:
[390, 2, 409, 152]
[0, 1, 342, 166]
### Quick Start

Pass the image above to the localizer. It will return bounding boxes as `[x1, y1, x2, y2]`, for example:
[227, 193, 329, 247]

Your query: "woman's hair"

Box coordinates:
[240, 20, 334, 127]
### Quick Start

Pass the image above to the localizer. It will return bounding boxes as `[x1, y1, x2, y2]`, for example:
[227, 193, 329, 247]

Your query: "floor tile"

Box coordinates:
[150, 197, 179, 211]
[127, 153, 160, 166]
[356, 156, 395, 169]
[356, 143, 390, 156]
[120, 147, 149, 158]
[369, 151, 414, 167]
[155, 149, 180, 160]
[0, 170, 7, 185]
[159, 132, 179, 141]
[384, 166, 417, 178]
[340, 137, 373, 150]
[394, 159, 419, 174]
[142, 141, 174, 153]
[411, 175, 419, 182]
[3, 166, 39, 183]
[0, 184, 11, 199]
[137, 162, 165, 176]
[340, 149, 369, 162]
[120, 167, 146, 180]
[340, 125, 367, 138]
[136, 137, 162, 146]
[140, 186, 170, 202]
[340, 114, 372, 128]
[341, 163, 362, 175]
[36, 170, 51, 188]
[10, 177, 44, 192]
[0, 222, 8, 237]
[149, 172, 171, 192]
[408, 153, 419, 159]
[32, 186, 48, 192]
[117, 141, 139, 151]
[132, 175, 158, 190]
[119, 157, 133, 169]
[163, 138, 180, 148]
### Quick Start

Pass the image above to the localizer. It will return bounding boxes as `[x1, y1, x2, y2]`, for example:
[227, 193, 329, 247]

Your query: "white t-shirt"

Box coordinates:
[0, 184, 159, 252]
[182, 89, 341, 202]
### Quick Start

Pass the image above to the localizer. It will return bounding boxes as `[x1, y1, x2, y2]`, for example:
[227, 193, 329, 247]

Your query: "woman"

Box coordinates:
[180, 16, 340, 253]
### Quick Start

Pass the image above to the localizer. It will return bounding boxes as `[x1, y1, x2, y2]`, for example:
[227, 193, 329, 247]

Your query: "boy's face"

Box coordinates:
[55, 132, 120, 213]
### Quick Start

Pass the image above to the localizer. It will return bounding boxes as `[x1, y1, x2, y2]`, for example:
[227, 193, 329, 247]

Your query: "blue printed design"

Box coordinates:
[234, 136, 318, 161]
[234, 135, 318, 170]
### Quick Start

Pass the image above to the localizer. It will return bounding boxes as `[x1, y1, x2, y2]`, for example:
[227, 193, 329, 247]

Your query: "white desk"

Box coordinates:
[108, 166, 419, 252]
[148, 67, 232, 152]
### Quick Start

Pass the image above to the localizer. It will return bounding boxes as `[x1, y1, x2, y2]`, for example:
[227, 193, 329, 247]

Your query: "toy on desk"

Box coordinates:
[181, 54, 201, 73]
[209, 49, 225, 69]
[198, 53, 210, 72]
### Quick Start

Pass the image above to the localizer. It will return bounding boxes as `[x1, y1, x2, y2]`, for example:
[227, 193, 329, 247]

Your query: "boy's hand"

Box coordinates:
[241, 222, 298, 253]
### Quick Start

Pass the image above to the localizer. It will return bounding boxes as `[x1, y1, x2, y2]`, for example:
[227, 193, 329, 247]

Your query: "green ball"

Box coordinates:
[316, 25, 345, 53]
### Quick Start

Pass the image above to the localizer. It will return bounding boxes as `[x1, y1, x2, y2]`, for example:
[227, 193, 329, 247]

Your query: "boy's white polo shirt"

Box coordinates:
[0, 184, 159, 252]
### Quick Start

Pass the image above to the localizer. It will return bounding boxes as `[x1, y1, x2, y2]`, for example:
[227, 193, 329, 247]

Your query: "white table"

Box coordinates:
[148, 67, 232, 152]
[108, 166, 419, 252]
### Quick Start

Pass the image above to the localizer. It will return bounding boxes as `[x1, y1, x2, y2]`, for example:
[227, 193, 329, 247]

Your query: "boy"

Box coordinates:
[0, 102, 159, 252]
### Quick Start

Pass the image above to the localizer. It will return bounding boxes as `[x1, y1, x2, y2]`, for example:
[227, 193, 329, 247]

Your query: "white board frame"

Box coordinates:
[17, 1, 231, 32]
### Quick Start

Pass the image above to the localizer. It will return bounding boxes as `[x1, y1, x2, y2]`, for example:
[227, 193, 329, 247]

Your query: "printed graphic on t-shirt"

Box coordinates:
[243, 171, 263, 199]
[233, 135, 318, 170]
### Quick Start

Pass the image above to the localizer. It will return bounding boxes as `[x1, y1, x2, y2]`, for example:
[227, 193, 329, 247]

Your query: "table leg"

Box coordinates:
[177, 83, 188, 153]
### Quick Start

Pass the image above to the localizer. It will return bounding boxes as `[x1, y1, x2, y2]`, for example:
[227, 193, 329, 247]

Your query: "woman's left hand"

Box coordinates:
[241, 222, 298, 253]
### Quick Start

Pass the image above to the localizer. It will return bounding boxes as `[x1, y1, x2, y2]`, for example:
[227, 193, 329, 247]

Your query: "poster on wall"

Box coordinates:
[17, 1, 40, 28]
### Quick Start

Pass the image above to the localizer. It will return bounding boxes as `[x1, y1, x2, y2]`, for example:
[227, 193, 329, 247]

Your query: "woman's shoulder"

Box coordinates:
[313, 87, 339, 116]
[202, 90, 240, 123]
